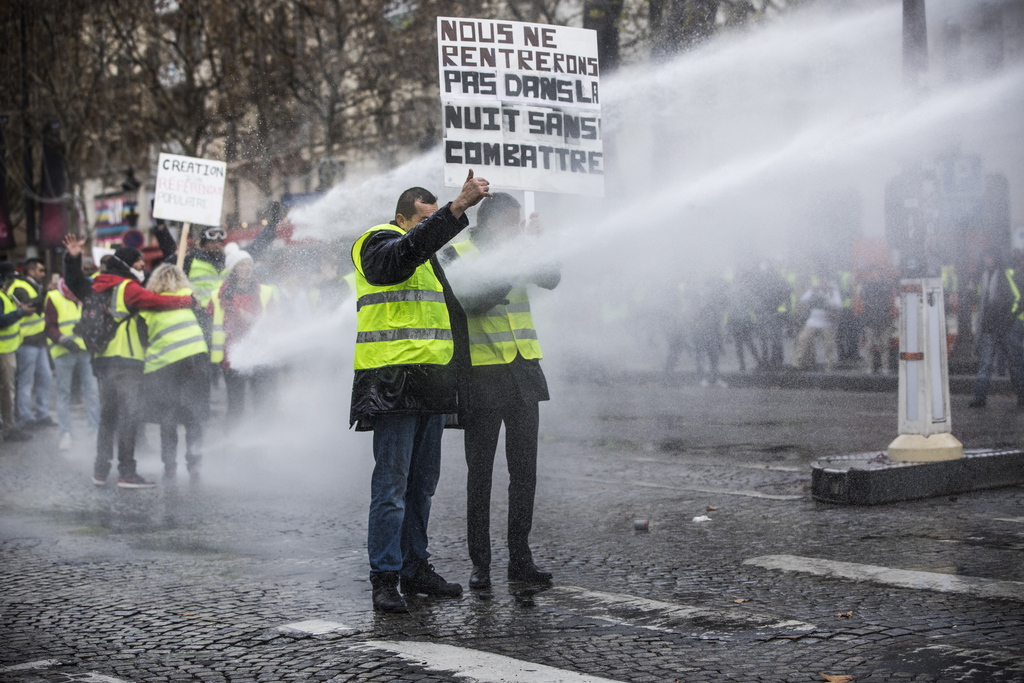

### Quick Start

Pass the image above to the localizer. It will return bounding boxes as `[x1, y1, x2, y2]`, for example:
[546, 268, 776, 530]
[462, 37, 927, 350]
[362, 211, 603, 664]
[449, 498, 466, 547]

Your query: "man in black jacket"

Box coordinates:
[970, 249, 1024, 408]
[351, 171, 490, 613]
[441, 192, 560, 590]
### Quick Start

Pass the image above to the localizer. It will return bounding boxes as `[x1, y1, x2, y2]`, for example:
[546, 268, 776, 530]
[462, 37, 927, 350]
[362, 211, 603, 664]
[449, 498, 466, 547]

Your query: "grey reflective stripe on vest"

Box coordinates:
[468, 329, 539, 345]
[111, 286, 127, 320]
[148, 320, 199, 346]
[145, 335, 206, 364]
[480, 301, 531, 317]
[356, 328, 454, 343]
[356, 289, 446, 312]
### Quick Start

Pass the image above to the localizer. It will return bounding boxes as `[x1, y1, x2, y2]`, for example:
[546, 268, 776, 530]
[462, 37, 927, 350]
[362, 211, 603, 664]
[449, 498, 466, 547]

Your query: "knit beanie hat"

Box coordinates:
[113, 246, 143, 267]
[224, 242, 253, 276]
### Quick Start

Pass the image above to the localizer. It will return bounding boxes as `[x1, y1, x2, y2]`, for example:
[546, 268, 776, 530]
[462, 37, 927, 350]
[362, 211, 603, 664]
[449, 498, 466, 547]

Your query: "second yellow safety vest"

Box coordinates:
[188, 257, 225, 308]
[140, 288, 209, 373]
[95, 281, 144, 362]
[451, 240, 543, 366]
[0, 291, 21, 354]
[8, 279, 44, 340]
[45, 289, 87, 358]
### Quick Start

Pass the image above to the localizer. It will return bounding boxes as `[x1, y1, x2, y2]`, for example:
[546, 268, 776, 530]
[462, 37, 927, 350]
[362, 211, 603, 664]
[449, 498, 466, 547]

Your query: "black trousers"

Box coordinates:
[94, 365, 142, 479]
[465, 400, 540, 569]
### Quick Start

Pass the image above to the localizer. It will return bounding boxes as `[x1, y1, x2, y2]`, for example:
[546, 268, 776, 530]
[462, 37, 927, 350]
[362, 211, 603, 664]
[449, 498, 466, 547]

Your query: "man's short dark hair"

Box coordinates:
[476, 192, 520, 230]
[395, 187, 437, 222]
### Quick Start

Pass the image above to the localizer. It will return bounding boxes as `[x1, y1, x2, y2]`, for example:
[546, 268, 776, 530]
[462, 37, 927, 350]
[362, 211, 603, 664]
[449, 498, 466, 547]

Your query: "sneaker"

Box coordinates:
[117, 473, 157, 489]
[3, 428, 33, 442]
[92, 475, 107, 487]
[370, 572, 409, 613]
[58, 432, 72, 450]
[400, 563, 463, 597]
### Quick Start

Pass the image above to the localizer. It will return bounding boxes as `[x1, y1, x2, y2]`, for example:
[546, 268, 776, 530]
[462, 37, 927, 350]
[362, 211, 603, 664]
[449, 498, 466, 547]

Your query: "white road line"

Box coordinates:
[744, 554, 1024, 602]
[278, 619, 353, 635]
[631, 456, 805, 473]
[358, 641, 626, 682]
[550, 586, 816, 632]
[0, 660, 62, 673]
[992, 516, 1024, 524]
[0, 663, 128, 683]
[550, 474, 803, 500]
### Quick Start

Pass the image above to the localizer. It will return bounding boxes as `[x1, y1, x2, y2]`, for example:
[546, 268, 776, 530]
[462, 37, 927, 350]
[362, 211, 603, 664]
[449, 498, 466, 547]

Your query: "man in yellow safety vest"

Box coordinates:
[0, 262, 36, 442]
[352, 170, 490, 613]
[441, 192, 560, 589]
[9, 258, 56, 429]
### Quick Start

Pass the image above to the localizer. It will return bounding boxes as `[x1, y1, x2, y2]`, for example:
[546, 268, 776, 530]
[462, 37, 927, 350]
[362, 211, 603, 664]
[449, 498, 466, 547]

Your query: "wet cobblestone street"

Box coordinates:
[2, 375, 1022, 682]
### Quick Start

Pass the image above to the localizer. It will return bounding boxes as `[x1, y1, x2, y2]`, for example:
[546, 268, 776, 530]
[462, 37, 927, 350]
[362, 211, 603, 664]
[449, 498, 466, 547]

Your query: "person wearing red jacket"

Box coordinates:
[63, 235, 193, 489]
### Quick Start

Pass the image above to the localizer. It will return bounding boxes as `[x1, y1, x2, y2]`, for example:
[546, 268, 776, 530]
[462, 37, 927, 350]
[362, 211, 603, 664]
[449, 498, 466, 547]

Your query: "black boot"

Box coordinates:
[400, 563, 463, 597]
[508, 560, 553, 584]
[371, 571, 408, 613]
[469, 565, 491, 590]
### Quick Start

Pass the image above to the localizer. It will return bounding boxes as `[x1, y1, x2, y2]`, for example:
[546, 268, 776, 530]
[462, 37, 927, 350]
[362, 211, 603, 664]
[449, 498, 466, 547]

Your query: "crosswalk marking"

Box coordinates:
[744, 554, 1024, 601]
[549, 586, 816, 632]
[278, 619, 353, 635]
[358, 641, 626, 682]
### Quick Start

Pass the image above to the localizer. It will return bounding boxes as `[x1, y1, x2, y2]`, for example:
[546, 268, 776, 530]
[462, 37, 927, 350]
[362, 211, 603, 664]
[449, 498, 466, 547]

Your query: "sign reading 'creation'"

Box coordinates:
[152, 153, 227, 226]
[437, 17, 603, 197]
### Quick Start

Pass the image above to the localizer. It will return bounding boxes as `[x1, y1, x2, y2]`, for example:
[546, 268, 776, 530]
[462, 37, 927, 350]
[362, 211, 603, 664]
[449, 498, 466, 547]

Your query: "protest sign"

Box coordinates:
[437, 18, 603, 196]
[152, 153, 227, 226]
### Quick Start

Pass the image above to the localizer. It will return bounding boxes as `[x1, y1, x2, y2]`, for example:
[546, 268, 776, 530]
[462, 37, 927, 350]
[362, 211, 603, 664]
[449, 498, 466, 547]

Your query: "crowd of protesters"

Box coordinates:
[660, 259, 960, 383]
[0, 210, 353, 488]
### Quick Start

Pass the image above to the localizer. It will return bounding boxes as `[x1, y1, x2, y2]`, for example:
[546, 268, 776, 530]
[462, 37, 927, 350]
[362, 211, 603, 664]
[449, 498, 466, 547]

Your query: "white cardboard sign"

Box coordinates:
[152, 153, 227, 226]
[437, 17, 603, 197]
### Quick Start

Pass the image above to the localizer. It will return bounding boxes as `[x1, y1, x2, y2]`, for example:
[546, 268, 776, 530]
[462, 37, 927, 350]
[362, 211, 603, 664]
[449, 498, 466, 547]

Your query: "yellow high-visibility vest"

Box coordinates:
[451, 240, 542, 366]
[188, 258, 225, 308]
[351, 225, 453, 370]
[140, 288, 208, 373]
[0, 291, 21, 354]
[45, 289, 87, 358]
[8, 279, 44, 340]
[209, 284, 278, 364]
[95, 282, 144, 362]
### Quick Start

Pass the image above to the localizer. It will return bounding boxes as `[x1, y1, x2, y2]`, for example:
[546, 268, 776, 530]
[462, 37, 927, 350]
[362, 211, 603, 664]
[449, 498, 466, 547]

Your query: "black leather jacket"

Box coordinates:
[349, 203, 471, 430]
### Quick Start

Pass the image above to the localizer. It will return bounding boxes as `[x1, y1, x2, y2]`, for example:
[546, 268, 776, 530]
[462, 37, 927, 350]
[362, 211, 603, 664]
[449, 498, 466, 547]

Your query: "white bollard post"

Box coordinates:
[888, 278, 963, 461]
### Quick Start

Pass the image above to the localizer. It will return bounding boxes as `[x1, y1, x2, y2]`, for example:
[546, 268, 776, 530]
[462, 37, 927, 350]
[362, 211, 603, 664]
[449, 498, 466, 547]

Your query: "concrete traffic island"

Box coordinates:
[811, 448, 1024, 505]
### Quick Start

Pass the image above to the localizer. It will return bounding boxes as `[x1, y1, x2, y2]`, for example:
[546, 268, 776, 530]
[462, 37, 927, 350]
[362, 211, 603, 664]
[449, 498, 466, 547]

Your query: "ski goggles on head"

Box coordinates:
[201, 227, 227, 241]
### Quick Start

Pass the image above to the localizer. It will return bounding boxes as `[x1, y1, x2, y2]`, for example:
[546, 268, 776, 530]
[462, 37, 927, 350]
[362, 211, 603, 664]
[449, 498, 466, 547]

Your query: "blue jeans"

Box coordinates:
[367, 413, 445, 577]
[16, 344, 52, 423]
[53, 352, 100, 435]
[974, 320, 1024, 401]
